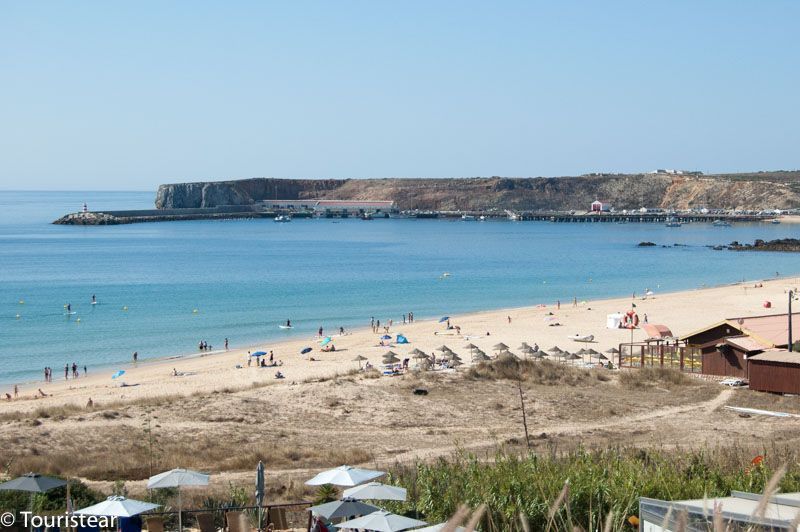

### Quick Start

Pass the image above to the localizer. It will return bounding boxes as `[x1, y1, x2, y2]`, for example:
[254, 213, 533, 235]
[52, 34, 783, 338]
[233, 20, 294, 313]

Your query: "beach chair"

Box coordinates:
[145, 517, 164, 532]
[266, 507, 288, 530]
[196, 512, 216, 532]
[225, 511, 249, 532]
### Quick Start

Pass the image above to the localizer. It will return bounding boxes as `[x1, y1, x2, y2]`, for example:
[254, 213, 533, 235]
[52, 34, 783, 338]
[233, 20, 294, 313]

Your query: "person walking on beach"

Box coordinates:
[573, 296, 577, 307]
[64, 364, 69, 380]
[83, 365, 87, 376]
[133, 351, 138, 363]
[269, 351, 274, 363]
[44, 367, 48, 382]
[14, 385, 18, 398]
[72, 362, 78, 378]
[318, 326, 323, 337]
[370, 316, 375, 331]
[557, 300, 561, 310]
[225, 338, 229, 350]
[507, 315, 512, 324]
[643, 313, 649, 324]
[247, 351, 252, 367]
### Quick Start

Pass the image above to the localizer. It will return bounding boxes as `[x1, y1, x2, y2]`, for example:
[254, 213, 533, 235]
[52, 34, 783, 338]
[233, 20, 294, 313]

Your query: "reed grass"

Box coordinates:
[385, 444, 800, 531]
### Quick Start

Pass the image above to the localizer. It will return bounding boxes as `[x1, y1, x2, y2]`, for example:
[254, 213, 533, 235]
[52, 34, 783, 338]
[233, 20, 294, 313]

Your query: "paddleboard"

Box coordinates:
[65, 311, 77, 315]
[91, 301, 98, 305]
[279, 325, 293, 329]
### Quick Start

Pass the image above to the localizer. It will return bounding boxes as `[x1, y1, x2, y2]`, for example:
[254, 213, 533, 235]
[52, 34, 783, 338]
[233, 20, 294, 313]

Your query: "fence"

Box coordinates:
[618, 342, 702, 373]
[141, 502, 312, 531]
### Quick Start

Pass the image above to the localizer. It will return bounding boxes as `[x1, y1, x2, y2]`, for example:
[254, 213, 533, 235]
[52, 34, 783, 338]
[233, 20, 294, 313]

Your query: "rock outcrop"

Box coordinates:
[154, 172, 800, 211]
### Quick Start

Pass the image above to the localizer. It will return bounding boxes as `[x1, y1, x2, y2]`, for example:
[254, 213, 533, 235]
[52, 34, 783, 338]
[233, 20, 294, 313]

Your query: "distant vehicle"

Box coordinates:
[720, 378, 748, 387]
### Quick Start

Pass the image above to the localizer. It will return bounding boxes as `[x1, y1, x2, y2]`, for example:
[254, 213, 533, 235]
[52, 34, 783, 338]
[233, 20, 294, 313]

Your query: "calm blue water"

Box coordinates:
[1, 190, 798, 385]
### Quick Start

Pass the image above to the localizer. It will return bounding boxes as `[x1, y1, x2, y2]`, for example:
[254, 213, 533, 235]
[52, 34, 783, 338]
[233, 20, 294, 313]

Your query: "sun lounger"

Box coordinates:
[145, 517, 164, 532]
[196, 512, 215, 532]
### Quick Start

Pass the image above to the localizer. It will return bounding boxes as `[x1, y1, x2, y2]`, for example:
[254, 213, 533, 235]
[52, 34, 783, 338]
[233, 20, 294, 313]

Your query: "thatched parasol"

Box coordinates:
[436, 345, 452, 352]
[606, 347, 620, 354]
[548, 346, 563, 354]
[382, 354, 401, 364]
[492, 342, 509, 351]
[464, 343, 479, 350]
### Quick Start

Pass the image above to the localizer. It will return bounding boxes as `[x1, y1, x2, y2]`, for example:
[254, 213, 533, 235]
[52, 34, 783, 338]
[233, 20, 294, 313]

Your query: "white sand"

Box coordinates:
[2, 275, 798, 413]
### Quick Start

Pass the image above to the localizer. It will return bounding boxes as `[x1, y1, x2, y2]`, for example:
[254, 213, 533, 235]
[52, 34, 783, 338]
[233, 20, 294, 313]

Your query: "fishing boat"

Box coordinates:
[361, 212, 374, 220]
[665, 217, 682, 227]
[274, 215, 291, 223]
[462, 214, 476, 221]
[771, 219, 781, 224]
[712, 219, 731, 227]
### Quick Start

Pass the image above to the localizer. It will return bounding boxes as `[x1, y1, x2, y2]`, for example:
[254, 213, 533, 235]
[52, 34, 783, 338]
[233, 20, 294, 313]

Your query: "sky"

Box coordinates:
[1, 1, 799, 190]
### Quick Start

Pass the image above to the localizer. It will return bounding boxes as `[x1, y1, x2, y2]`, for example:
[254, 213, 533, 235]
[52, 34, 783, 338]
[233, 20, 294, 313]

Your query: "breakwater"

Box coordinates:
[53, 206, 775, 225]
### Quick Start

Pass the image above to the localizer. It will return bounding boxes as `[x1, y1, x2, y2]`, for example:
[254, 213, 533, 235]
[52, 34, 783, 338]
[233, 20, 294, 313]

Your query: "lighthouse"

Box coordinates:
[82, 202, 88, 213]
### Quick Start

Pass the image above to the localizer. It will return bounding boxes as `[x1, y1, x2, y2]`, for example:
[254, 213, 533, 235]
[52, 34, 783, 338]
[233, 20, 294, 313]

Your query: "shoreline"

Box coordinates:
[3, 271, 797, 390]
[2, 272, 799, 410]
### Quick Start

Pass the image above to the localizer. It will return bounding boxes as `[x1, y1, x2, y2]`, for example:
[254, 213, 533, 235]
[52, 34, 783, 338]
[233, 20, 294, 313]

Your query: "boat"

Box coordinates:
[462, 214, 476, 221]
[361, 212, 374, 220]
[568, 334, 595, 343]
[388, 212, 412, 219]
[274, 215, 291, 223]
[712, 220, 731, 227]
[665, 217, 682, 227]
[505, 210, 521, 221]
[771, 219, 781, 224]
[478, 215, 486, 221]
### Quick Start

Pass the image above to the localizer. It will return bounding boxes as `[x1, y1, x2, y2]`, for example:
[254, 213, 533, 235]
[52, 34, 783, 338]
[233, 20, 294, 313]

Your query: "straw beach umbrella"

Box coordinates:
[548, 346, 563, 354]
[492, 342, 509, 351]
[464, 343, 479, 350]
[353, 355, 368, 369]
[436, 345, 451, 352]
[382, 354, 401, 364]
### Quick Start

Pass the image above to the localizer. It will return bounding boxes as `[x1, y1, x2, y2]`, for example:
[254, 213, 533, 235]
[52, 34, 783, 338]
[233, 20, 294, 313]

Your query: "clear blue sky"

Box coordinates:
[1, 1, 798, 190]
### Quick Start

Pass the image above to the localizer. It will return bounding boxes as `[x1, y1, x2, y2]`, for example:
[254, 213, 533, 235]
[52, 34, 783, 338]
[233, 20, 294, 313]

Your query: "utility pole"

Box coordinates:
[790, 289, 794, 352]
[517, 380, 531, 450]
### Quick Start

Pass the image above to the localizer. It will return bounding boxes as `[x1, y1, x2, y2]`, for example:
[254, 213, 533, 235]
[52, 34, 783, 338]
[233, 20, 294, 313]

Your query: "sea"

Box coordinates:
[0, 190, 797, 385]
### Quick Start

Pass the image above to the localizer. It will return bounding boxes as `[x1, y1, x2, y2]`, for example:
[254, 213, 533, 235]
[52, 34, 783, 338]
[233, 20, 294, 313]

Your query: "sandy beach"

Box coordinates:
[4, 274, 798, 413]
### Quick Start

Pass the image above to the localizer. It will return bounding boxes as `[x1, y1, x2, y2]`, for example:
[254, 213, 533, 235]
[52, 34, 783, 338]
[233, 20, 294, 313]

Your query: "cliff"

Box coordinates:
[155, 172, 800, 211]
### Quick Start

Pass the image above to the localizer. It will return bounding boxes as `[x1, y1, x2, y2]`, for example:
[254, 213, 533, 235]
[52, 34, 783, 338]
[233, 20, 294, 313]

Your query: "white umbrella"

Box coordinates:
[147, 468, 209, 532]
[342, 482, 407, 501]
[75, 495, 160, 517]
[337, 510, 427, 531]
[411, 524, 467, 532]
[305, 465, 385, 487]
[308, 498, 381, 519]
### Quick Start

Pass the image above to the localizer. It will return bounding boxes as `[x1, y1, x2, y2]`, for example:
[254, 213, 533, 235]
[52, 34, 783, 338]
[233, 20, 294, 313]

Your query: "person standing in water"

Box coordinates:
[91, 294, 96, 304]
[67, 303, 71, 313]
[224, 338, 229, 350]
[132, 351, 138, 363]
[286, 319, 291, 327]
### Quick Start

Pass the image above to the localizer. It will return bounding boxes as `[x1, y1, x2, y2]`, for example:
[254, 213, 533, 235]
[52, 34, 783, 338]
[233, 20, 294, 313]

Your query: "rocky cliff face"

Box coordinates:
[155, 173, 800, 211]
